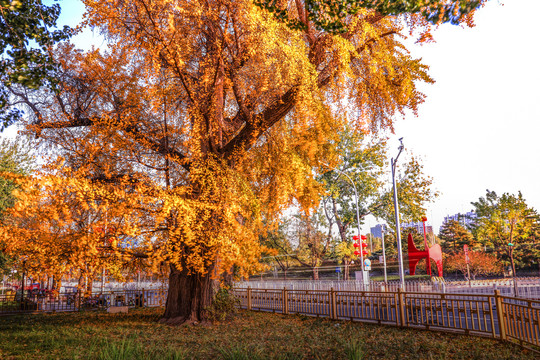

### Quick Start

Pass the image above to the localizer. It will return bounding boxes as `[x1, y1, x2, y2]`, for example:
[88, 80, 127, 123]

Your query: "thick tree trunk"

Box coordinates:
[313, 267, 319, 280]
[160, 264, 216, 325]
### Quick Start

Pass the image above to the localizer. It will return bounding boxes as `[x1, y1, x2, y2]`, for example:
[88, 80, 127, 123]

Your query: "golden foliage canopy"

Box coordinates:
[4, 0, 447, 281]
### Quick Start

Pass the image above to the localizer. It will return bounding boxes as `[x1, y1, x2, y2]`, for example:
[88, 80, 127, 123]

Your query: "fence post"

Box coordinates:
[77, 290, 81, 311]
[142, 288, 146, 307]
[247, 286, 252, 311]
[282, 287, 288, 315]
[397, 288, 406, 327]
[330, 287, 337, 320]
[494, 290, 507, 341]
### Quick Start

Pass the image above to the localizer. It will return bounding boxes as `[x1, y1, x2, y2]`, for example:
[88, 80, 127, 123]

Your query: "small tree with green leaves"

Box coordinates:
[471, 190, 540, 281]
[439, 219, 475, 253]
[292, 212, 333, 280]
[259, 220, 298, 279]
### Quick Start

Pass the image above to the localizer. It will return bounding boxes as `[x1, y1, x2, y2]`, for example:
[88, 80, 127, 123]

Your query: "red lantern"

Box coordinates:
[354, 250, 360, 255]
[353, 243, 359, 248]
[361, 242, 368, 248]
[361, 235, 367, 240]
[362, 250, 369, 256]
[353, 235, 360, 241]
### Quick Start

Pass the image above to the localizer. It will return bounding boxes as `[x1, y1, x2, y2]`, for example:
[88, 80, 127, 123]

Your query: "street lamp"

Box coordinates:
[330, 168, 366, 278]
[391, 137, 405, 289]
[320, 162, 374, 284]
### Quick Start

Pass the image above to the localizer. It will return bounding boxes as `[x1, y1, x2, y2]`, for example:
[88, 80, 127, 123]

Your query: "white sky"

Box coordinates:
[11, 1, 540, 234]
[386, 0, 540, 233]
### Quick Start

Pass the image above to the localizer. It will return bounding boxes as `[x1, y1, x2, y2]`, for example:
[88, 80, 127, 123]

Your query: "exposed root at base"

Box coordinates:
[158, 316, 186, 326]
[159, 314, 209, 326]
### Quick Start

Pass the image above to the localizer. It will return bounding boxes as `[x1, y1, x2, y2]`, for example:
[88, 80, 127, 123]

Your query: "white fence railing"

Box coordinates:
[235, 278, 540, 300]
[58, 281, 167, 293]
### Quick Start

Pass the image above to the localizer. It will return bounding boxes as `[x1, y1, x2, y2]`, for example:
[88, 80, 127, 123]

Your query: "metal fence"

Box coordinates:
[233, 287, 540, 352]
[236, 278, 540, 299]
[0, 289, 167, 315]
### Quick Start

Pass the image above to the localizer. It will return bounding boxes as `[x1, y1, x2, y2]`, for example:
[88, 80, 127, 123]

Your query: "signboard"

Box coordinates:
[364, 259, 372, 271]
[335, 267, 341, 273]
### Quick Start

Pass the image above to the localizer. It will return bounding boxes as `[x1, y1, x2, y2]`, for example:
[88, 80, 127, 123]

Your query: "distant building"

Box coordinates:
[401, 221, 433, 235]
[370, 224, 385, 238]
[440, 211, 477, 233]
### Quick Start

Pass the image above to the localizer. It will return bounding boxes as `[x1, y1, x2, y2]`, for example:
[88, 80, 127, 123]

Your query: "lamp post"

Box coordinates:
[391, 138, 405, 289]
[320, 163, 373, 283]
[333, 169, 365, 274]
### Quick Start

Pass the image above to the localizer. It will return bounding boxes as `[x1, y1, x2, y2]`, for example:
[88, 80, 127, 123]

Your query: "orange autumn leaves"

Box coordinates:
[1, 157, 267, 281]
[3, 0, 449, 284]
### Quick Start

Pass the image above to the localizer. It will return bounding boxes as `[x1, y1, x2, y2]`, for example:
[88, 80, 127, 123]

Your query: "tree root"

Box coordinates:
[159, 313, 208, 326]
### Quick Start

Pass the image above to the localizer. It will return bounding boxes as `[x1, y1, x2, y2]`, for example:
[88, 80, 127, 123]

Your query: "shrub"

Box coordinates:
[207, 286, 240, 322]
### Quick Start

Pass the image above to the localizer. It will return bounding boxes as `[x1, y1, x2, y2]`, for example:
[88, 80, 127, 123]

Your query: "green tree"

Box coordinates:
[333, 240, 356, 280]
[439, 219, 475, 253]
[318, 129, 437, 279]
[259, 220, 297, 279]
[513, 242, 540, 273]
[471, 190, 540, 282]
[0, 0, 71, 129]
[320, 129, 437, 242]
[0, 139, 33, 214]
[292, 211, 333, 280]
[0, 138, 33, 275]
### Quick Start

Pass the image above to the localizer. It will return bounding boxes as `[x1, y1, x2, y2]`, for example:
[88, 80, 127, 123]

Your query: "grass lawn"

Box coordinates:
[0, 308, 536, 360]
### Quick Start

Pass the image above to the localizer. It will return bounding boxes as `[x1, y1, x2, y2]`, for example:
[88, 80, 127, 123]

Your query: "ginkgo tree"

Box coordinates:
[3, 0, 483, 324]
